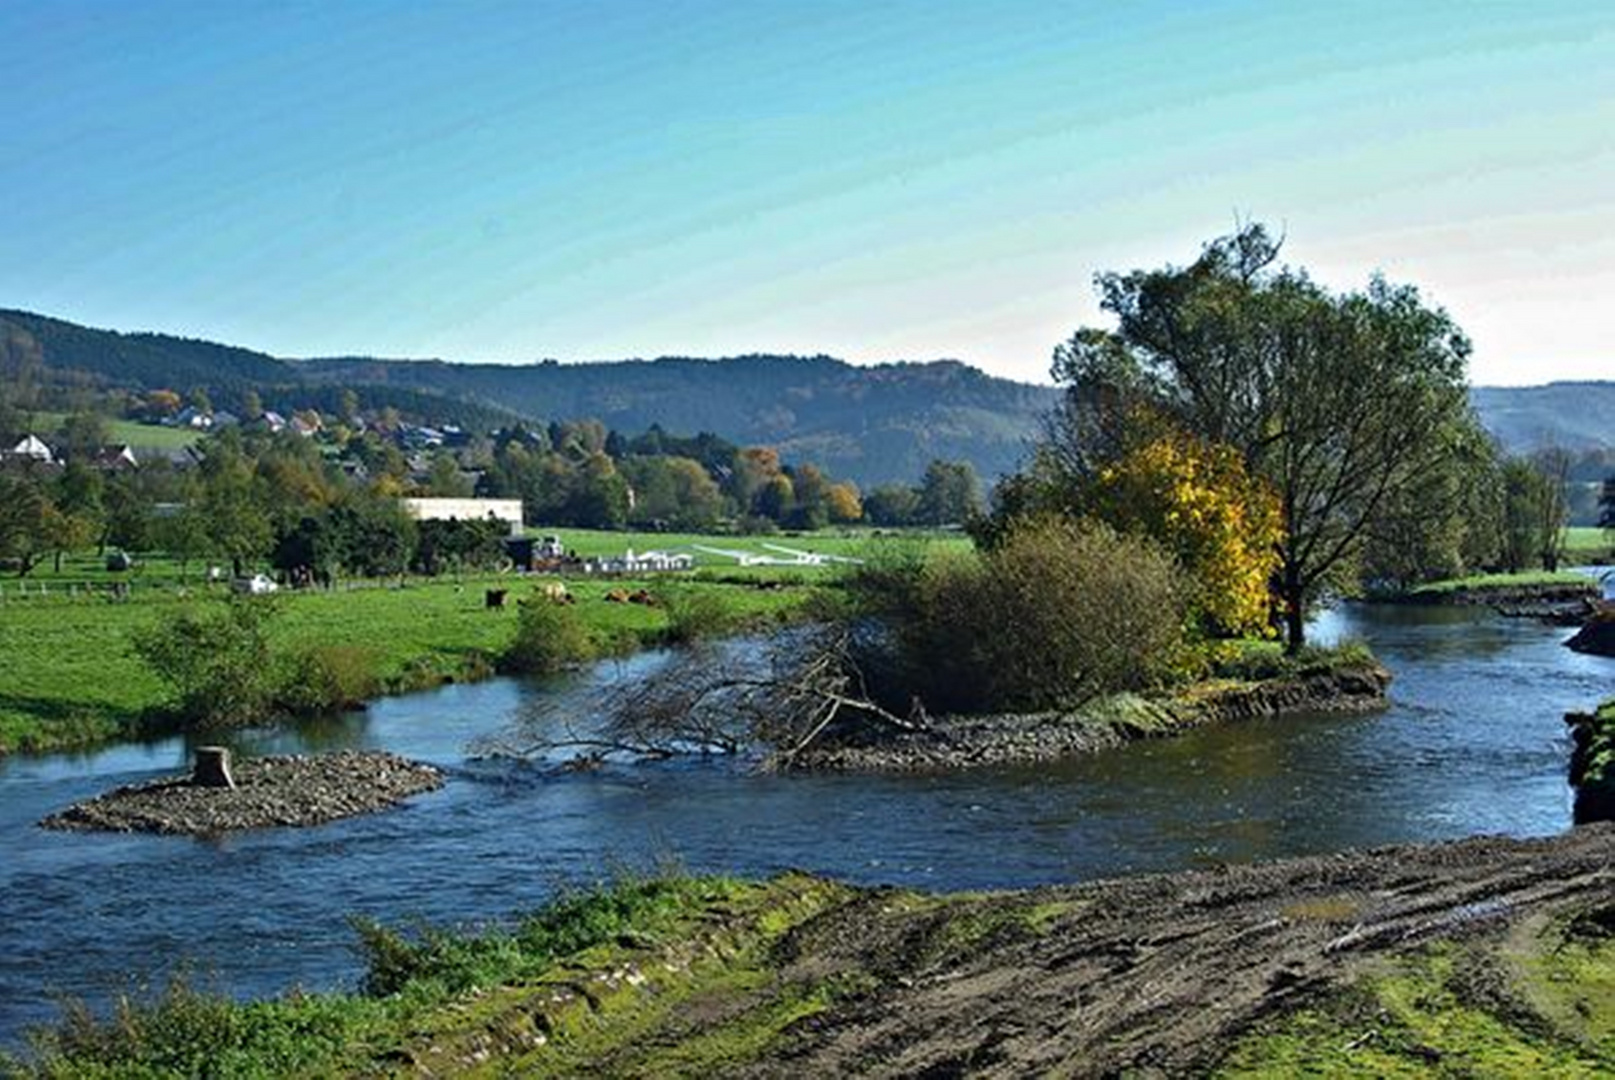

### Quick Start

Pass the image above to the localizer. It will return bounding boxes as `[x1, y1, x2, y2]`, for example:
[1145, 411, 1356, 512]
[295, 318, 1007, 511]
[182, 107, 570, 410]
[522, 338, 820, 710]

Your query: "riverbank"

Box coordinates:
[793, 651, 1391, 772]
[1369, 572, 1601, 622]
[1568, 698, 1615, 824]
[11, 825, 1611, 1077]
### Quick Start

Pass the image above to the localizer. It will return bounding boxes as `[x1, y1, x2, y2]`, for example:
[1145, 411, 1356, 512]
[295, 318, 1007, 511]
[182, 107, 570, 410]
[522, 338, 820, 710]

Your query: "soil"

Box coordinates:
[735, 824, 1615, 1077]
[38, 750, 443, 835]
[395, 824, 1615, 1077]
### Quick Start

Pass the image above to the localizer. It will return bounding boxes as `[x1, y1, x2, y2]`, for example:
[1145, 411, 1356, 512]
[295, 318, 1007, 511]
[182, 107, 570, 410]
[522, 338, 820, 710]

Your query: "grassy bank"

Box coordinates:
[1566, 526, 1613, 565]
[0, 573, 812, 756]
[10, 834, 1613, 1078]
[1368, 569, 1599, 603]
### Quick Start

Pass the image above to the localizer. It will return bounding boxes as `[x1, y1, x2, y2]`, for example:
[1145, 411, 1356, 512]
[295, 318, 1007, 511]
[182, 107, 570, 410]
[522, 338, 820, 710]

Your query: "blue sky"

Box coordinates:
[3, 0, 1612, 385]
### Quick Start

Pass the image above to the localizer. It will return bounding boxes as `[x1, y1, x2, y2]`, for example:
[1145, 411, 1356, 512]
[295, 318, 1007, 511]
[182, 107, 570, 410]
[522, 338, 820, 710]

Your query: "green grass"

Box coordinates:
[1403, 569, 1596, 596]
[1215, 909, 1615, 1077]
[541, 526, 966, 567]
[0, 571, 811, 756]
[3, 872, 854, 1079]
[25, 413, 201, 453]
[1565, 526, 1613, 563]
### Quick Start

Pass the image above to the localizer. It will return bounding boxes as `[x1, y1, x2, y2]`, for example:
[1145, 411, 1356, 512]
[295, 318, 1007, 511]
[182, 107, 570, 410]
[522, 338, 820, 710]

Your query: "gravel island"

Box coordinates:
[40, 750, 444, 835]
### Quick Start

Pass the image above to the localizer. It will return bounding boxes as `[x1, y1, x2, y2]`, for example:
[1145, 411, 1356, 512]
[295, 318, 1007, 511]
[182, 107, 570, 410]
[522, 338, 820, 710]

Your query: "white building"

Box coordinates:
[583, 548, 696, 574]
[6, 435, 54, 463]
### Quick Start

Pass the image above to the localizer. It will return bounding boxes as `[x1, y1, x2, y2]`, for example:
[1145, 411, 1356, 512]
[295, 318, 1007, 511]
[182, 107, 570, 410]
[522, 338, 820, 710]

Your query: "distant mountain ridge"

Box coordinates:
[3, 308, 1610, 482]
[1469, 382, 1615, 453]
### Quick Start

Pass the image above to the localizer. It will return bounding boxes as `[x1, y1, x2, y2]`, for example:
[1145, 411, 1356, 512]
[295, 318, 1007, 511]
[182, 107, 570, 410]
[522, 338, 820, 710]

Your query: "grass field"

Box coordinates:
[26, 412, 201, 453]
[0, 571, 814, 756]
[542, 526, 967, 563]
[1565, 525, 1613, 563]
[1403, 569, 1598, 596]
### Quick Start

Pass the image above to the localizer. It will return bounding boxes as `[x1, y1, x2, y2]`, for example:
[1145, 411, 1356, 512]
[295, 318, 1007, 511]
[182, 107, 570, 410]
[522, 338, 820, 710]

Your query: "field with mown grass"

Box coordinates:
[0, 571, 813, 756]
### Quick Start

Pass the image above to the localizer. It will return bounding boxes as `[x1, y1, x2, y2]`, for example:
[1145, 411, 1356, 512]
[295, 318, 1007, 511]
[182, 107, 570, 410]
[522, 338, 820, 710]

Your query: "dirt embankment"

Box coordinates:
[39, 750, 443, 835]
[386, 825, 1615, 1078]
[795, 662, 1391, 772]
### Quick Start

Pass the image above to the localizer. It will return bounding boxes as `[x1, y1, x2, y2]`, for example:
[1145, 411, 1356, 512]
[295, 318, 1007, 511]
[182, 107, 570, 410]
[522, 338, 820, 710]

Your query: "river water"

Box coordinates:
[2, 594, 1613, 1045]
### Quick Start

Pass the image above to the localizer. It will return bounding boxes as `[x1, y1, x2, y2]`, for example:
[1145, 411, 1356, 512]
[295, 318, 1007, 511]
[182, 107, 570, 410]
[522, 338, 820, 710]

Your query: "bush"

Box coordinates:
[131, 598, 279, 727]
[276, 644, 383, 714]
[501, 598, 596, 675]
[659, 584, 739, 645]
[850, 517, 1187, 714]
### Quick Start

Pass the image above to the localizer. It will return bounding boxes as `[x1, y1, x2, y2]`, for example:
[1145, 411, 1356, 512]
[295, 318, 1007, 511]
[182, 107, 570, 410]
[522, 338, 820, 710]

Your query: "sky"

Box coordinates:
[2, 0, 1612, 387]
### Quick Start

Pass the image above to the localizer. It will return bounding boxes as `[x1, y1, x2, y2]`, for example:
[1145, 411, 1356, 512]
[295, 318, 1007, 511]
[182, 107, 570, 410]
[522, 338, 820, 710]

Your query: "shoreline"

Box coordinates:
[18, 824, 1613, 1075]
[793, 660, 1392, 772]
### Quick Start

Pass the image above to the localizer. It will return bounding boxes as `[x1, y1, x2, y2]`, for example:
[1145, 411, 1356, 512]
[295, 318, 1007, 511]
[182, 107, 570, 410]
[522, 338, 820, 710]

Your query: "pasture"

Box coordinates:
[0, 571, 813, 756]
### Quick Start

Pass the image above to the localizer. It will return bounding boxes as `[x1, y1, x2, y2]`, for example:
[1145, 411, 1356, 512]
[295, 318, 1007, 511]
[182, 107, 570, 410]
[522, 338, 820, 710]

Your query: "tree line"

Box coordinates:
[0, 400, 985, 580]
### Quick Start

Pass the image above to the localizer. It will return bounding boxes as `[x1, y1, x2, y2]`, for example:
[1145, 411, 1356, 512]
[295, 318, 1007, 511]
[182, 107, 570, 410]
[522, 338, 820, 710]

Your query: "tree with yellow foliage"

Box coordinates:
[1089, 430, 1281, 640]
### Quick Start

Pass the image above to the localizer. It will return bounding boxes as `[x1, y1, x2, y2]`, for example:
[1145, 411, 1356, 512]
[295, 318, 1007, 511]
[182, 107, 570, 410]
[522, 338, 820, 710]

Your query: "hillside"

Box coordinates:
[298, 352, 1053, 485]
[6, 307, 1612, 484]
[2, 309, 1054, 486]
[1471, 381, 1615, 453]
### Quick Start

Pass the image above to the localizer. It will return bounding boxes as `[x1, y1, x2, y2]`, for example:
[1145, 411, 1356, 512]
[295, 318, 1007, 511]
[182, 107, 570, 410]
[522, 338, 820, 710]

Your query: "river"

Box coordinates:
[2, 595, 1612, 1045]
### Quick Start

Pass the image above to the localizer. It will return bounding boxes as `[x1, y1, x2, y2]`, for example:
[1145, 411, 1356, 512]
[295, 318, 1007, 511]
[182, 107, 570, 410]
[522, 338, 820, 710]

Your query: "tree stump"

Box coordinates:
[192, 746, 236, 789]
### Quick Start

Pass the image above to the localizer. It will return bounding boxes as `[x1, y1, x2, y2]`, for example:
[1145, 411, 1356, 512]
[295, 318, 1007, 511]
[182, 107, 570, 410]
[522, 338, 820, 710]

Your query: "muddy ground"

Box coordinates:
[743, 826, 1615, 1077]
[392, 824, 1614, 1078]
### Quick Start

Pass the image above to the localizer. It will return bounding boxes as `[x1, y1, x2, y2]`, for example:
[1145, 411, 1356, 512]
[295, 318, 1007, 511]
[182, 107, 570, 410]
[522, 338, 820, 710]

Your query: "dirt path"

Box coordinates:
[735, 825, 1615, 1077]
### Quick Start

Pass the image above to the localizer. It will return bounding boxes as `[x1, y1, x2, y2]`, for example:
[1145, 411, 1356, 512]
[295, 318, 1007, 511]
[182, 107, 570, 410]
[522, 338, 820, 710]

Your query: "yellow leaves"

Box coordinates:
[1091, 431, 1281, 639]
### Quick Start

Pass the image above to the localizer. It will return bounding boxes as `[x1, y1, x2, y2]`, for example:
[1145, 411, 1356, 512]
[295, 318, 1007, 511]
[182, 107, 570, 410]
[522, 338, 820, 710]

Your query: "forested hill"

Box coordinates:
[1470, 382, 1615, 453]
[0, 309, 523, 435]
[7, 306, 1610, 483]
[2, 308, 1055, 485]
[298, 353, 1055, 485]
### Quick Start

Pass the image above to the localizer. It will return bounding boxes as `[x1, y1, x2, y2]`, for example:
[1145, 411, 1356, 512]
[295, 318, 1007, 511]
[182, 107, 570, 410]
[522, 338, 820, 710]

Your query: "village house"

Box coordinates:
[3, 435, 55, 464]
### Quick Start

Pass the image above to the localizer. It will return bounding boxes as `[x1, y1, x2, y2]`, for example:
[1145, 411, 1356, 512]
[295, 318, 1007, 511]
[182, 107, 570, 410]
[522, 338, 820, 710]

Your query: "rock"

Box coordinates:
[1566, 607, 1615, 657]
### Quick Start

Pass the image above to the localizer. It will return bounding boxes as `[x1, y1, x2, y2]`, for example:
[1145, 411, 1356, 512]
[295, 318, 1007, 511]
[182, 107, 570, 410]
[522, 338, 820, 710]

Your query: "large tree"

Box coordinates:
[1052, 224, 1474, 650]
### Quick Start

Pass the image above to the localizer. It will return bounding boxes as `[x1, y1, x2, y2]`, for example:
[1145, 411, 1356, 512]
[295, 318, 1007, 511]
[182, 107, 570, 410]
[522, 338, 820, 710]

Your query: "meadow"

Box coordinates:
[0, 529, 966, 756]
[0, 567, 813, 756]
[26, 412, 201, 453]
[1564, 525, 1613, 563]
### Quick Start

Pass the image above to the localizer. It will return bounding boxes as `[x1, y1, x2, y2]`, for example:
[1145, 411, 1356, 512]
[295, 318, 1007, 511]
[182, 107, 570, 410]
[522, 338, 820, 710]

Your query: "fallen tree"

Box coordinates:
[473, 626, 938, 771]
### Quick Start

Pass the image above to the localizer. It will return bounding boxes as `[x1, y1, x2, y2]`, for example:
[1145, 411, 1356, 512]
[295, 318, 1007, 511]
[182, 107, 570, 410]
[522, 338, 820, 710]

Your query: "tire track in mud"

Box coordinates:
[743, 824, 1615, 1078]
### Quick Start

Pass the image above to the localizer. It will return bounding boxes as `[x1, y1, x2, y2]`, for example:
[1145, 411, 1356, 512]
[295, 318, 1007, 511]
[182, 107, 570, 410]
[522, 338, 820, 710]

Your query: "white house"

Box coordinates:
[6, 435, 54, 463]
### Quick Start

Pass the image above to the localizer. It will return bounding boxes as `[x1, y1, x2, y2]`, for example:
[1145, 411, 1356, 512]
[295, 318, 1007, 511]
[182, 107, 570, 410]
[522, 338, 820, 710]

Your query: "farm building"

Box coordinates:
[582, 548, 695, 574]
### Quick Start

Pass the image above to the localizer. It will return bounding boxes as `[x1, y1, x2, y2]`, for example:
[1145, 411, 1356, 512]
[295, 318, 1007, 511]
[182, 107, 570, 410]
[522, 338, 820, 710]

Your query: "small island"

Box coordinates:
[40, 750, 443, 836]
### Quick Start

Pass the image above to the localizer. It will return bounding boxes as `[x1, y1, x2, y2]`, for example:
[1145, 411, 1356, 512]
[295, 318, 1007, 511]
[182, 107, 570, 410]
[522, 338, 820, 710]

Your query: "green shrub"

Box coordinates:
[659, 584, 739, 645]
[501, 598, 596, 675]
[15, 971, 364, 1078]
[850, 516, 1187, 714]
[353, 871, 715, 998]
[276, 644, 383, 714]
[130, 598, 278, 728]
